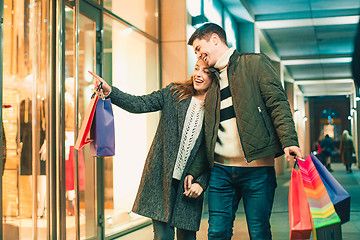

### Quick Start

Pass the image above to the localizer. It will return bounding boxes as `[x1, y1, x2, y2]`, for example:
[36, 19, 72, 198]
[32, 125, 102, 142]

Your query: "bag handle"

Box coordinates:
[91, 82, 103, 99]
[293, 159, 299, 169]
[292, 153, 305, 169]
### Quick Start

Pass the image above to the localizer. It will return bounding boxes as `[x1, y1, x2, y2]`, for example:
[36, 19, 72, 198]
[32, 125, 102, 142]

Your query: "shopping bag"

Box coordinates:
[310, 153, 350, 224]
[90, 98, 115, 156]
[297, 155, 341, 231]
[65, 146, 85, 191]
[74, 83, 102, 150]
[289, 161, 313, 239]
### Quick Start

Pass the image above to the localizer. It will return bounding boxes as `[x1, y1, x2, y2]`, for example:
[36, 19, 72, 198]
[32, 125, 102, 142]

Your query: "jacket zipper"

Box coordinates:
[258, 107, 270, 137]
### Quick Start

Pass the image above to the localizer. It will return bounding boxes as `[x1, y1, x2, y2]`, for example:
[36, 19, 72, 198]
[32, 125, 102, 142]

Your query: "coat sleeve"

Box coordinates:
[187, 140, 210, 190]
[257, 54, 299, 149]
[108, 84, 173, 113]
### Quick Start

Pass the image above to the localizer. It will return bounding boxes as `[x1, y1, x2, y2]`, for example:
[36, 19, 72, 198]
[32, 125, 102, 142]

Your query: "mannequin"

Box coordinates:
[17, 75, 47, 217]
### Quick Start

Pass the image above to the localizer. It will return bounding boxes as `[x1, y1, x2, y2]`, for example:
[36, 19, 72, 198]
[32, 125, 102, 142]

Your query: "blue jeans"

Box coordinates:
[208, 164, 277, 240]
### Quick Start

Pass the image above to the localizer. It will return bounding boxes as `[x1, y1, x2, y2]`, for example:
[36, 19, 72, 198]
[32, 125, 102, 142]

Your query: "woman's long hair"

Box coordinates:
[170, 76, 195, 102]
[341, 130, 352, 142]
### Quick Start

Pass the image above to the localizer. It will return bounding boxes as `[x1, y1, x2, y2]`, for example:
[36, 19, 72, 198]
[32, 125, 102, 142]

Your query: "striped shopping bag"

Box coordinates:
[297, 155, 341, 239]
[310, 153, 350, 224]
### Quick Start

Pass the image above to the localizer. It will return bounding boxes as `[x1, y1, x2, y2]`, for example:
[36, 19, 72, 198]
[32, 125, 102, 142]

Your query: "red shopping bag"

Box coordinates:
[289, 161, 313, 239]
[65, 146, 85, 191]
[74, 83, 102, 150]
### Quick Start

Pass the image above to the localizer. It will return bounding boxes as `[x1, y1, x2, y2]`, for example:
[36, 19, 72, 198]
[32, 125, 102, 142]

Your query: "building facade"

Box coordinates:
[3, 0, 356, 239]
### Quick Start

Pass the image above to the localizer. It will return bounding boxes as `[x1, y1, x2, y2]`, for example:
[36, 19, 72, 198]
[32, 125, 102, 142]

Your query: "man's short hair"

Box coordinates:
[188, 23, 227, 46]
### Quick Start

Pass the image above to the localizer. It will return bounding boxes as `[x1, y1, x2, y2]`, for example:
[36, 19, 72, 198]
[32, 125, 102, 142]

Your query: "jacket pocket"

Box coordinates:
[258, 107, 270, 137]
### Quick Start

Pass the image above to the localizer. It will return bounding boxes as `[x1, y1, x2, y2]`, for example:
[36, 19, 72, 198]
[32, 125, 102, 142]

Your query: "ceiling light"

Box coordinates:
[256, 16, 359, 29]
[282, 57, 352, 66]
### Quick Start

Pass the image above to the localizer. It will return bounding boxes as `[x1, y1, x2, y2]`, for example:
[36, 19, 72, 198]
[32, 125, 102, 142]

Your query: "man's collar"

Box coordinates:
[214, 47, 235, 70]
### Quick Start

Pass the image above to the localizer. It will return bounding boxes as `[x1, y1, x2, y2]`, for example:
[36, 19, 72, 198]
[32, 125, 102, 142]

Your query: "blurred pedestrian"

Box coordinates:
[320, 134, 335, 172]
[340, 130, 355, 174]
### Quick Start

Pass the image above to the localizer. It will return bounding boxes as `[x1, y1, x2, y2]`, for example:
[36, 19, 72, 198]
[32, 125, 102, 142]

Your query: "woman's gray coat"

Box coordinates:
[108, 84, 209, 231]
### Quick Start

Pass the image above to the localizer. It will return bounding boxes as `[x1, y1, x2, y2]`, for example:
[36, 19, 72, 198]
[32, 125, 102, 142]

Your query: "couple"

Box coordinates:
[93, 23, 302, 240]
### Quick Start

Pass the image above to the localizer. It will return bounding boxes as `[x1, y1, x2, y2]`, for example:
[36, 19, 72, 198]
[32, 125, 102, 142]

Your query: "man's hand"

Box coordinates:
[183, 175, 203, 198]
[88, 70, 112, 96]
[284, 146, 303, 162]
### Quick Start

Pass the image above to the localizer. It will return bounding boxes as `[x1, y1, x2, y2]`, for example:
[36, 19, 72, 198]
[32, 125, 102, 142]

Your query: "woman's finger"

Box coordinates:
[88, 70, 103, 81]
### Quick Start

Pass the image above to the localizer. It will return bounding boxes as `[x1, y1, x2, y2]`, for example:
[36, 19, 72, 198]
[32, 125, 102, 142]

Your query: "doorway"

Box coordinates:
[64, 1, 104, 239]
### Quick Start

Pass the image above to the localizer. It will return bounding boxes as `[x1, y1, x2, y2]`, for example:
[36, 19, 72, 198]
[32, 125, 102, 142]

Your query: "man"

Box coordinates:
[187, 23, 302, 239]
[320, 134, 335, 172]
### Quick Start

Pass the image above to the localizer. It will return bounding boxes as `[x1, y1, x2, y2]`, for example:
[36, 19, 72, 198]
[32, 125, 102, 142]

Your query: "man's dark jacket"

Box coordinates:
[205, 51, 299, 166]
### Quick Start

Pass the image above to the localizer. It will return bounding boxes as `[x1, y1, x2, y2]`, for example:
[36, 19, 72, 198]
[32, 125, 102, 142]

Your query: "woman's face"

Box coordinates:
[192, 59, 212, 95]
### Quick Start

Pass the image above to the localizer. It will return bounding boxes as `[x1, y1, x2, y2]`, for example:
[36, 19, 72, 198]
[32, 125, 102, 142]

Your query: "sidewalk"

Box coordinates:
[116, 163, 360, 240]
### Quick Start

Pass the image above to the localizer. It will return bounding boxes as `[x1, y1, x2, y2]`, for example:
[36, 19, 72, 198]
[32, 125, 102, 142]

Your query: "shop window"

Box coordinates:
[187, 0, 202, 17]
[103, 14, 159, 236]
[224, 11, 237, 48]
[2, 0, 49, 238]
[103, 0, 158, 39]
[320, 108, 342, 141]
[204, 0, 222, 26]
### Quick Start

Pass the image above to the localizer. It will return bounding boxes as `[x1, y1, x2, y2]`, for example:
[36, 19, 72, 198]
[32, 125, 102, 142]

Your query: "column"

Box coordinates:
[160, 0, 188, 87]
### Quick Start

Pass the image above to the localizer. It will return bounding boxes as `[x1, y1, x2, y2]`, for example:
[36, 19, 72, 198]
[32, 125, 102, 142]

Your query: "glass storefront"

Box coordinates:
[103, 0, 158, 39]
[2, 0, 50, 239]
[2, 0, 159, 239]
[64, 5, 99, 239]
[102, 14, 159, 237]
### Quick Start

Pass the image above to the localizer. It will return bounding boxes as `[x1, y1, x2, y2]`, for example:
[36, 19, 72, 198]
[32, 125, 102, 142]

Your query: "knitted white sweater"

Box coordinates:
[173, 97, 204, 180]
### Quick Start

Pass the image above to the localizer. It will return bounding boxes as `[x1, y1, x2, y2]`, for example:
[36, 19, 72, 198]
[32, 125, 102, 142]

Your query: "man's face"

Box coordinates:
[192, 36, 218, 67]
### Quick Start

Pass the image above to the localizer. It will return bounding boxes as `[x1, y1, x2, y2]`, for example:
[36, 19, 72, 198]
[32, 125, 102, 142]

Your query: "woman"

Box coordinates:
[91, 59, 214, 240]
[340, 130, 355, 174]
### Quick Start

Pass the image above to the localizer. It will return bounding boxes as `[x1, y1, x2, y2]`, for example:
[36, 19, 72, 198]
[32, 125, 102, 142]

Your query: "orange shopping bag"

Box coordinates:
[74, 82, 102, 150]
[289, 160, 313, 239]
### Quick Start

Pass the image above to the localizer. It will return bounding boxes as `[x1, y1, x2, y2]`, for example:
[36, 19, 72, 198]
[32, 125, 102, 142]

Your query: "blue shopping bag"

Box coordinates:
[90, 98, 115, 156]
[310, 153, 350, 224]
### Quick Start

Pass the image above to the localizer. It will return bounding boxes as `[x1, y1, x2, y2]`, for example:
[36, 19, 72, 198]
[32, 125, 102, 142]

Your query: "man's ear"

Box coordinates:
[210, 33, 220, 45]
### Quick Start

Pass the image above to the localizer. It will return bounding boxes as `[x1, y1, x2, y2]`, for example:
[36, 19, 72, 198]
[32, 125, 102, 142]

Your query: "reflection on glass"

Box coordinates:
[2, 0, 49, 239]
[204, 0, 222, 26]
[187, 0, 201, 17]
[103, 15, 159, 237]
[64, 7, 77, 239]
[103, 0, 159, 39]
[224, 12, 237, 48]
[88, 0, 100, 4]
[65, 7, 98, 239]
[78, 14, 97, 239]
